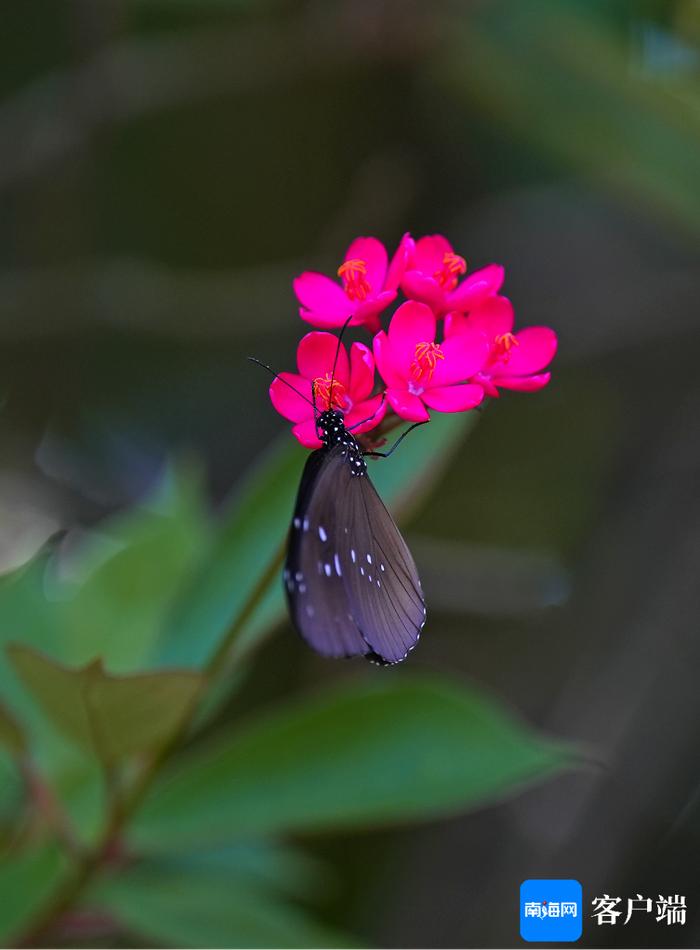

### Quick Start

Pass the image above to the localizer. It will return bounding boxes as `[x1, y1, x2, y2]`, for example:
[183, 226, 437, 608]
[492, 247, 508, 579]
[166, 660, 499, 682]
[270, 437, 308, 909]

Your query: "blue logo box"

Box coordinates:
[520, 879, 583, 942]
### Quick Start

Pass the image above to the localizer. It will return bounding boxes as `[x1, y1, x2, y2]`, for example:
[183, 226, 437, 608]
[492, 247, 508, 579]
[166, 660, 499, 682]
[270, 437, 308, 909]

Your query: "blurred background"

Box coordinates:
[0, 0, 699, 947]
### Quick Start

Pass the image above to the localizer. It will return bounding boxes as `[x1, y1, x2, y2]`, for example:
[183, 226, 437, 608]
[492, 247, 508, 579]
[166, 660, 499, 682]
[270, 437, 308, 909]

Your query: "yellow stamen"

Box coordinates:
[434, 252, 467, 291]
[493, 332, 519, 362]
[312, 373, 348, 411]
[338, 258, 372, 301]
[410, 341, 445, 382]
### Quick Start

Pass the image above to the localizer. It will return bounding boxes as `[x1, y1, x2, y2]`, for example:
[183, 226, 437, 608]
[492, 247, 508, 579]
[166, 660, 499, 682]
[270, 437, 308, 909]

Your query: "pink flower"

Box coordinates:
[293, 234, 413, 334]
[270, 331, 386, 448]
[373, 301, 488, 422]
[401, 234, 504, 316]
[445, 297, 557, 397]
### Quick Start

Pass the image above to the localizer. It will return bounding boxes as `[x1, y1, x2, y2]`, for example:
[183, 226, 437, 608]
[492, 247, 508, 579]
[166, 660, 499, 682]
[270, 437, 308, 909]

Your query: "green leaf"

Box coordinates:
[53, 461, 211, 671]
[89, 863, 356, 949]
[162, 842, 328, 900]
[0, 462, 210, 680]
[131, 675, 573, 850]
[7, 646, 203, 767]
[0, 701, 26, 756]
[440, 3, 700, 234]
[0, 842, 68, 944]
[0, 465, 210, 837]
[153, 412, 476, 668]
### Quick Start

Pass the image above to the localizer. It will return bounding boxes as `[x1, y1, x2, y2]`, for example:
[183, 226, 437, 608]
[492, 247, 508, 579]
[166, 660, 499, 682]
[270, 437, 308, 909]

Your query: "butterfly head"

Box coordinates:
[316, 409, 365, 473]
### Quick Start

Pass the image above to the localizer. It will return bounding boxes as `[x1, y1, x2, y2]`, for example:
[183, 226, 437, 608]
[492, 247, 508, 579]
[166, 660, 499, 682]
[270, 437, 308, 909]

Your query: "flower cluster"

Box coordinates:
[271, 234, 557, 447]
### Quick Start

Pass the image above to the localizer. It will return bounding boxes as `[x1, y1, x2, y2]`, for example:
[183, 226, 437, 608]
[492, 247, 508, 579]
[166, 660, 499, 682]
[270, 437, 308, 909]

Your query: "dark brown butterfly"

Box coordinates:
[282, 406, 425, 664]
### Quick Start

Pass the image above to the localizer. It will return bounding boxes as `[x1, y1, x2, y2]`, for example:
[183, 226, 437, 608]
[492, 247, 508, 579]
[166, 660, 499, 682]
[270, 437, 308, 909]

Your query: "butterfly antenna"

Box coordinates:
[329, 314, 354, 409]
[247, 357, 315, 409]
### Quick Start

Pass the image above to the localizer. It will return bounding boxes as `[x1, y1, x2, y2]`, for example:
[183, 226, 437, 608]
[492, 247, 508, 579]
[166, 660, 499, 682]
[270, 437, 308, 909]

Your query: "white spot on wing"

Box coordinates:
[293, 517, 301, 529]
[334, 553, 342, 576]
[319, 525, 327, 542]
[366, 553, 372, 564]
[324, 563, 332, 577]
[351, 549, 356, 563]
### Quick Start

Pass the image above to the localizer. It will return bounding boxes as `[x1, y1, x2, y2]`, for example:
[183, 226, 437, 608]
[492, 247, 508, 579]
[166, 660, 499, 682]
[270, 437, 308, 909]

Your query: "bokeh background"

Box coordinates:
[0, 0, 699, 947]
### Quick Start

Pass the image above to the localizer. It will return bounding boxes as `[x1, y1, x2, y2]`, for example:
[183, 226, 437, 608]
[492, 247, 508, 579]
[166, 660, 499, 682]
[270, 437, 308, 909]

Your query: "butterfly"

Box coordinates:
[282, 406, 426, 664]
[251, 341, 426, 664]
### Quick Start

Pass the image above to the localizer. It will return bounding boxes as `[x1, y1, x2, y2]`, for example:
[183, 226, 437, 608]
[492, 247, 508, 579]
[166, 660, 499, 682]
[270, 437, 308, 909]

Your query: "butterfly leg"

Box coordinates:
[363, 421, 428, 458]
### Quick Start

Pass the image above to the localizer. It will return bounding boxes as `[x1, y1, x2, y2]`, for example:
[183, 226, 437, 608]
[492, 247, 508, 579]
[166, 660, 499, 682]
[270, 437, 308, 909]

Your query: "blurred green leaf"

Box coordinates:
[0, 748, 23, 833]
[154, 412, 476, 669]
[0, 700, 25, 756]
[442, 2, 700, 234]
[164, 841, 329, 900]
[7, 646, 202, 767]
[131, 675, 573, 850]
[52, 462, 211, 671]
[0, 842, 68, 944]
[0, 466, 210, 835]
[90, 863, 355, 949]
[0, 462, 210, 681]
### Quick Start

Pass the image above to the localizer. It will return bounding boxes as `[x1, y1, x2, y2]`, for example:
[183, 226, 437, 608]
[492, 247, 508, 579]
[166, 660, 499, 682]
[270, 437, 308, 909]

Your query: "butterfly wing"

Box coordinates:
[285, 446, 369, 658]
[344, 470, 426, 663]
[285, 444, 425, 664]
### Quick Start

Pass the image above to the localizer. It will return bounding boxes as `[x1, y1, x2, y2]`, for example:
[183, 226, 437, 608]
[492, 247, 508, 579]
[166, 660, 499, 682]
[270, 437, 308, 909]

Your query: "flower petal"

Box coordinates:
[421, 383, 484, 413]
[344, 392, 387, 434]
[299, 308, 369, 329]
[293, 272, 352, 319]
[387, 300, 436, 370]
[453, 295, 514, 338]
[344, 237, 387, 296]
[385, 232, 414, 291]
[373, 331, 404, 388]
[400, 270, 444, 312]
[386, 388, 430, 422]
[349, 341, 375, 401]
[472, 373, 500, 398]
[431, 329, 489, 386]
[270, 373, 314, 423]
[491, 372, 551, 392]
[494, 327, 557, 376]
[447, 263, 504, 311]
[412, 234, 454, 275]
[355, 289, 396, 331]
[296, 331, 349, 386]
[292, 418, 322, 449]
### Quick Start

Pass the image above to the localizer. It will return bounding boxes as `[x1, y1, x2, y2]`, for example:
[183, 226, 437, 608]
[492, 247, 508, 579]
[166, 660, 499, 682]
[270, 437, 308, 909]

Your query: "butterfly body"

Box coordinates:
[283, 409, 426, 665]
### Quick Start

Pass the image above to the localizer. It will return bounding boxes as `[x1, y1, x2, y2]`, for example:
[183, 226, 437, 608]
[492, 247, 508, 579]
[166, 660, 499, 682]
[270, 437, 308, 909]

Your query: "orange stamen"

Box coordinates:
[338, 258, 372, 301]
[434, 252, 467, 291]
[493, 332, 519, 362]
[410, 341, 445, 383]
[312, 373, 348, 411]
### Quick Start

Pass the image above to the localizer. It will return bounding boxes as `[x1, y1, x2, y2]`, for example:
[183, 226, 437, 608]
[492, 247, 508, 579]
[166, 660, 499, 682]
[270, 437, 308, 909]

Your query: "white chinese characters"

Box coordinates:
[524, 901, 578, 919]
[591, 894, 686, 926]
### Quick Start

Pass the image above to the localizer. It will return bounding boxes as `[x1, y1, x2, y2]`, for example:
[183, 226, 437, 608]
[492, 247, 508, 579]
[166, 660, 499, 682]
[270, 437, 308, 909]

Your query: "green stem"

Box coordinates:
[15, 537, 287, 947]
